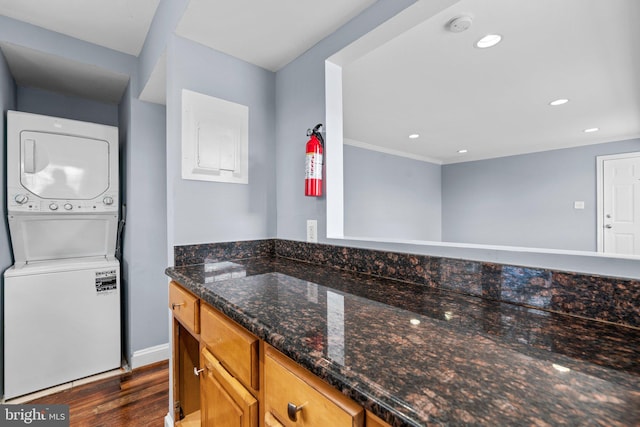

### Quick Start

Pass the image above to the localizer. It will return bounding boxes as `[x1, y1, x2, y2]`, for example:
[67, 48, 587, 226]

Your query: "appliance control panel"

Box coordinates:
[7, 189, 118, 213]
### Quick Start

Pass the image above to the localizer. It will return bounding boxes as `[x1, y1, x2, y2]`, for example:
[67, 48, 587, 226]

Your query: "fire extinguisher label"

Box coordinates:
[305, 153, 323, 179]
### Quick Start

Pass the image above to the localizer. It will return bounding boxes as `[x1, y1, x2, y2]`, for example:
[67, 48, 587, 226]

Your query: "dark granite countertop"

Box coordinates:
[166, 257, 640, 427]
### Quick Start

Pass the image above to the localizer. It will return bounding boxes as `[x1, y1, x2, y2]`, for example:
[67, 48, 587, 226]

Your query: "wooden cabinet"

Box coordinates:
[365, 411, 392, 427]
[265, 411, 286, 427]
[170, 281, 382, 427]
[200, 347, 258, 427]
[169, 281, 200, 334]
[170, 281, 201, 425]
[264, 345, 364, 427]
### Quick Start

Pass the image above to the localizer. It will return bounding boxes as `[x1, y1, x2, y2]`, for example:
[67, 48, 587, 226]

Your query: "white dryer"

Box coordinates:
[3, 111, 121, 399]
[6, 110, 119, 263]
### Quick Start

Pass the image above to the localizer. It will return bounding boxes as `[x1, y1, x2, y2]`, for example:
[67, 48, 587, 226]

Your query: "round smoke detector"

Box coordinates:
[447, 15, 473, 33]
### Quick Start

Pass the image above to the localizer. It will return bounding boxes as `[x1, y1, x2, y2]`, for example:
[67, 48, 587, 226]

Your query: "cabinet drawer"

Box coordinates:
[169, 281, 200, 334]
[200, 304, 259, 391]
[264, 346, 363, 427]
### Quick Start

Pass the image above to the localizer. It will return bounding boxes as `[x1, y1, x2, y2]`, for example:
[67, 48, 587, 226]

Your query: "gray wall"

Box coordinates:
[137, 0, 189, 94]
[166, 35, 276, 249]
[442, 139, 640, 250]
[0, 16, 135, 79]
[119, 83, 168, 363]
[1, 48, 17, 398]
[342, 138, 640, 251]
[275, 0, 417, 242]
[344, 144, 441, 241]
[16, 86, 118, 126]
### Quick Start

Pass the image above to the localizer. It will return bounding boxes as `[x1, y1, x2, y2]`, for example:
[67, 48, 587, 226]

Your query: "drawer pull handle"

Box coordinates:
[172, 302, 184, 310]
[193, 367, 204, 376]
[287, 402, 306, 422]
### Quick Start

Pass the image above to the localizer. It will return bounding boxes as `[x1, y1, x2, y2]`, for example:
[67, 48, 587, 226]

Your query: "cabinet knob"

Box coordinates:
[287, 402, 306, 422]
[193, 367, 204, 376]
[172, 302, 185, 310]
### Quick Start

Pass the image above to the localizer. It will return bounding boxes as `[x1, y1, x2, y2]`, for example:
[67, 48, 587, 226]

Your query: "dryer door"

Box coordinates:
[20, 131, 110, 200]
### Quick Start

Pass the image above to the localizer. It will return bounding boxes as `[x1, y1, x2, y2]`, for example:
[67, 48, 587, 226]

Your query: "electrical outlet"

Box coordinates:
[306, 220, 318, 243]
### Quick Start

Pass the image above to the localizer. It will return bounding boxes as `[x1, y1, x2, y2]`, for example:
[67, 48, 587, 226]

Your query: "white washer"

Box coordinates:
[3, 258, 121, 399]
[3, 111, 121, 399]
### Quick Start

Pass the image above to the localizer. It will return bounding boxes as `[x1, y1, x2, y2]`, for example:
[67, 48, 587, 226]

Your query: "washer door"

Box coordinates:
[20, 131, 110, 200]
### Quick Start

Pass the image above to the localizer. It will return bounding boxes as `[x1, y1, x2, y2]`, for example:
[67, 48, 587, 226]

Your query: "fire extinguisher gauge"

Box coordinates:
[306, 123, 324, 147]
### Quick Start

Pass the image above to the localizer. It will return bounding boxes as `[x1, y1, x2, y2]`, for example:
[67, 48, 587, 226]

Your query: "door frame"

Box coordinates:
[596, 151, 640, 253]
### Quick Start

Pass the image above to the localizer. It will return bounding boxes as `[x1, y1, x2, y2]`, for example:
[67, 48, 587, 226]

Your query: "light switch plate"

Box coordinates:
[574, 201, 585, 210]
[306, 220, 318, 243]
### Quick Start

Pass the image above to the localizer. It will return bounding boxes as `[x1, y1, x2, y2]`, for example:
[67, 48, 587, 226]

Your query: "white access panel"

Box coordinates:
[3, 259, 121, 399]
[181, 89, 249, 184]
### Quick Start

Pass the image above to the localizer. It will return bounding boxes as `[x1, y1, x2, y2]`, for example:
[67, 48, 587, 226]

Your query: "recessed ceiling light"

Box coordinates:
[549, 99, 569, 106]
[584, 127, 599, 133]
[475, 34, 502, 49]
[457, 149, 468, 154]
[409, 134, 420, 139]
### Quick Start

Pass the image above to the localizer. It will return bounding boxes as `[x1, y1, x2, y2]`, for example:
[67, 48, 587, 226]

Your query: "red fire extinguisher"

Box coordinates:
[305, 124, 324, 197]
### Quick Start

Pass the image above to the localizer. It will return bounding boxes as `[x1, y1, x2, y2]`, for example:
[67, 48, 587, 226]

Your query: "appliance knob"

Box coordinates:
[64, 203, 73, 210]
[49, 203, 59, 211]
[14, 194, 29, 204]
[103, 196, 114, 205]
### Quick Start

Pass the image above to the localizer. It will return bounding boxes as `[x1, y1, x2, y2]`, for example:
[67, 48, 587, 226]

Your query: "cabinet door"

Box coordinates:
[201, 348, 258, 427]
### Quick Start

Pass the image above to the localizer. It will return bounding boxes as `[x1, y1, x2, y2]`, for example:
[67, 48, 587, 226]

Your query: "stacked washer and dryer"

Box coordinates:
[3, 111, 121, 399]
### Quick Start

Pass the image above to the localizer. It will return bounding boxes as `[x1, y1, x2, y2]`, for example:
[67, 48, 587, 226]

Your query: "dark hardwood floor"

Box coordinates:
[28, 361, 169, 427]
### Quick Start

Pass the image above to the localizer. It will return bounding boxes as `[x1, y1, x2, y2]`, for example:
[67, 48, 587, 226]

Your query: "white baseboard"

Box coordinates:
[130, 343, 170, 369]
[164, 412, 173, 427]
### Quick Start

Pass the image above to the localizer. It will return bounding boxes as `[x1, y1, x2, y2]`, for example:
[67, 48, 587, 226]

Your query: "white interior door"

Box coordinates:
[600, 153, 640, 255]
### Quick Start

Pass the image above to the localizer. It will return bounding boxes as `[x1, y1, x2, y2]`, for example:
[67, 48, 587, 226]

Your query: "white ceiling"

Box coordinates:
[0, 0, 161, 103]
[0, 0, 160, 56]
[343, 0, 640, 163]
[0, 0, 375, 104]
[175, 0, 375, 72]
